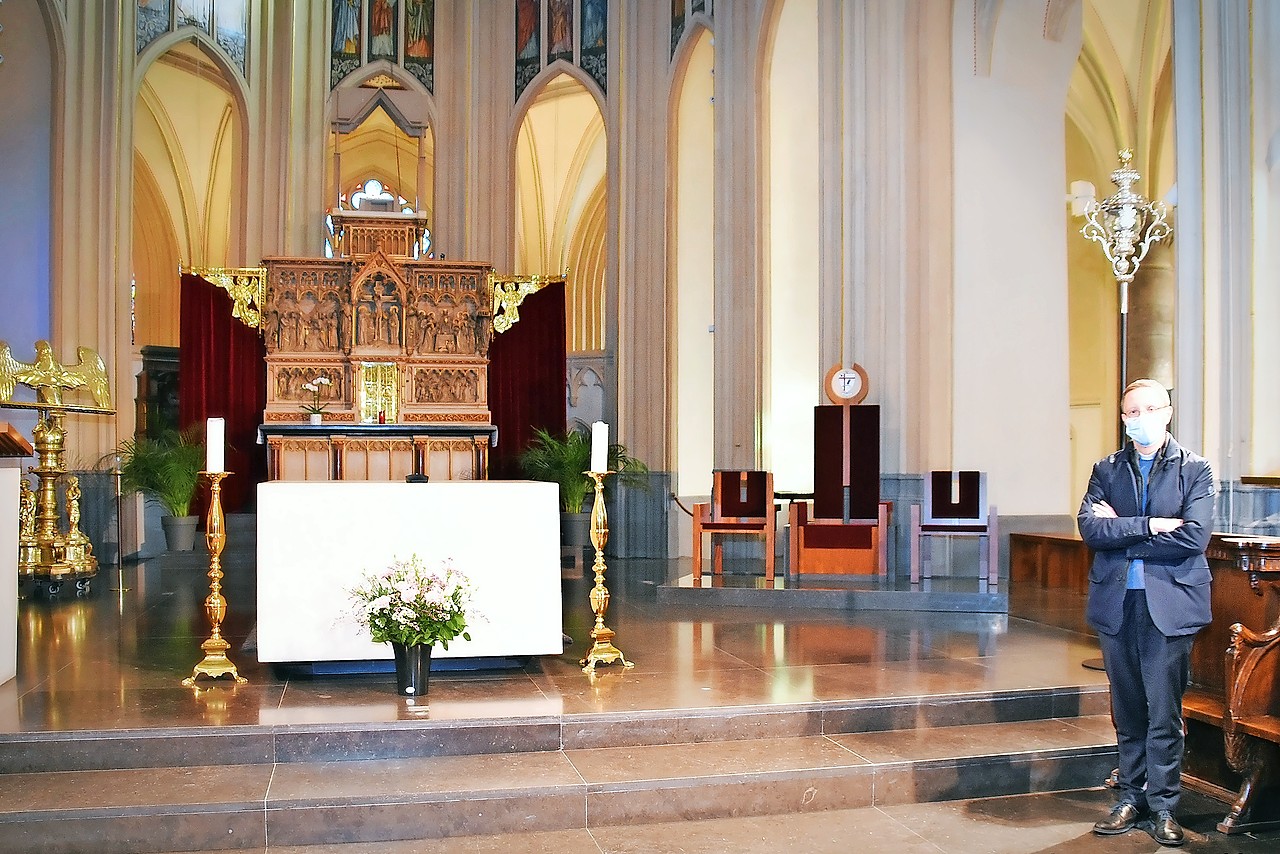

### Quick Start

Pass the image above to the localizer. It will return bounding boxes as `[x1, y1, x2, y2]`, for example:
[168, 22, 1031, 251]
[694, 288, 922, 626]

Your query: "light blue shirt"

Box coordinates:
[1126, 453, 1157, 589]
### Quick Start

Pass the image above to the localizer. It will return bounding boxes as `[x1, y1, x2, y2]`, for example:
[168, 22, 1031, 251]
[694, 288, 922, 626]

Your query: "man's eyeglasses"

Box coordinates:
[1122, 404, 1170, 420]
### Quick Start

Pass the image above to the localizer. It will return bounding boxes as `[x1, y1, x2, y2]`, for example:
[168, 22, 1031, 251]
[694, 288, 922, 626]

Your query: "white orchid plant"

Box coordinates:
[300, 375, 332, 415]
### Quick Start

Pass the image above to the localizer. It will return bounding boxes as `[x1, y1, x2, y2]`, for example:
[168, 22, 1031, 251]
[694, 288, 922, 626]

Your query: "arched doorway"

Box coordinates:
[132, 39, 245, 350]
[513, 71, 607, 358]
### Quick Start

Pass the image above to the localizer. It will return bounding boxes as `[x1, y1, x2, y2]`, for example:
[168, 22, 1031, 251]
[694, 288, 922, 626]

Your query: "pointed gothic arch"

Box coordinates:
[130, 34, 250, 354]
[510, 67, 608, 356]
[512, 59, 606, 127]
[330, 61, 438, 128]
[327, 63, 438, 218]
[135, 28, 251, 112]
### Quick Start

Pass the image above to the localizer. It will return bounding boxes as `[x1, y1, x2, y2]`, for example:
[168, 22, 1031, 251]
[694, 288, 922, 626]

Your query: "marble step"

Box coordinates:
[0, 716, 1119, 854]
[0, 685, 1110, 774]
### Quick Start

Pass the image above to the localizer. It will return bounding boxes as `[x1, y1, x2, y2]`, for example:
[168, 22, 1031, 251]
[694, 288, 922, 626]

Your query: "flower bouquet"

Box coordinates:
[349, 555, 475, 695]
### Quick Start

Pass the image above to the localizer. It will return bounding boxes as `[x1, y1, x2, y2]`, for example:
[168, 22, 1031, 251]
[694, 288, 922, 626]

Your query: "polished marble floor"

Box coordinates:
[6, 553, 1108, 733]
[12, 553, 1280, 852]
[154, 788, 1280, 854]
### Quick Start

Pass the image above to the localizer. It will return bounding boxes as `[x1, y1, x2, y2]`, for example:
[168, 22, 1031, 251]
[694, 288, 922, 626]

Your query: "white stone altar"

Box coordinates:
[256, 480, 562, 663]
[0, 465, 18, 685]
[0, 422, 33, 684]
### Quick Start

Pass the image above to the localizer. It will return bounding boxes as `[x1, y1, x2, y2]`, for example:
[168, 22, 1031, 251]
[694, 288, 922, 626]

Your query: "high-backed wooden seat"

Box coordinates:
[789, 404, 889, 575]
[1180, 536, 1280, 835]
[909, 470, 998, 584]
[692, 470, 775, 584]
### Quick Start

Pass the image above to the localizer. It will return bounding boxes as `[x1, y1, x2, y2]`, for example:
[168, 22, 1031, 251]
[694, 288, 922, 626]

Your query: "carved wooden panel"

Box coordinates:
[262, 251, 493, 427]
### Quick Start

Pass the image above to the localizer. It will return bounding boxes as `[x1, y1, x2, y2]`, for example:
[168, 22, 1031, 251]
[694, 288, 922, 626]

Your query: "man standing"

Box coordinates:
[1077, 379, 1215, 847]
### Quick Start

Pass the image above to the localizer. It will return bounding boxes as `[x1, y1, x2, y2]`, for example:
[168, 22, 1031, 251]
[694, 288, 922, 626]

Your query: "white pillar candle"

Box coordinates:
[206, 417, 225, 473]
[590, 421, 609, 473]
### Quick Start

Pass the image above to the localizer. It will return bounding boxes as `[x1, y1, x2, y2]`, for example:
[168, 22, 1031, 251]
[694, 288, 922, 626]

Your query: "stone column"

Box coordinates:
[1171, 0, 1252, 481]
[54, 4, 133, 454]
[1126, 240, 1175, 389]
[280, 0, 328, 256]
[711, 3, 764, 469]
[615, 1, 669, 467]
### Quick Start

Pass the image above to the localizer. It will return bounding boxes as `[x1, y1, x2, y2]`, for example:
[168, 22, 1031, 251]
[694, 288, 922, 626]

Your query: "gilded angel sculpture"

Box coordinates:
[0, 340, 113, 407]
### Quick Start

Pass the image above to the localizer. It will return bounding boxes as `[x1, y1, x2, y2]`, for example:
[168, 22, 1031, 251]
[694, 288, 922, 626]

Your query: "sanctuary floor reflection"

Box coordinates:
[5, 549, 1109, 734]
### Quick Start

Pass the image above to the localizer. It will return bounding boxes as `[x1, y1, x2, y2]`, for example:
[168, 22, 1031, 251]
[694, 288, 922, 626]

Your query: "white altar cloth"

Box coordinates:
[0, 465, 19, 684]
[256, 480, 563, 663]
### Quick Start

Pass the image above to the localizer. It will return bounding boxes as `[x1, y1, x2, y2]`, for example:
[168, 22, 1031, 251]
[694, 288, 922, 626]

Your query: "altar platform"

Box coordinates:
[8, 544, 1064, 736]
[2, 532, 1273, 853]
[658, 568, 1007, 613]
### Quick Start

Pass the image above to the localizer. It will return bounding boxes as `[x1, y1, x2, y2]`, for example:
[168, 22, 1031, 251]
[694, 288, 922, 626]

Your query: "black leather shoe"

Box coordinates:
[1094, 801, 1144, 835]
[1153, 810, 1185, 846]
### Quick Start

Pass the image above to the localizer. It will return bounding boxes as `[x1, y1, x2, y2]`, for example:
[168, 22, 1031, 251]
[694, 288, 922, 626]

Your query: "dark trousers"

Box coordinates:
[1097, 589, 1196, 813]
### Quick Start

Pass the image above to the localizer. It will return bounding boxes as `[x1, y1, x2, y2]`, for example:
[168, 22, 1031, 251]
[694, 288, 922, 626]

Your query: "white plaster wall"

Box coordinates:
[765, 0, 820, 494]
[673, 31, 716, 499]
[0, 0, 54, 443]
[1251, 4, 1280, 475]
[951, 1, 1082, 515]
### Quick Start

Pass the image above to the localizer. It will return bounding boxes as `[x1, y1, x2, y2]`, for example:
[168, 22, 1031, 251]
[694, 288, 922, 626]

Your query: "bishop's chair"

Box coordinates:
[692, 470, 776, 584]
[909, 470, 998, 584]
[788, 404, 890, 575]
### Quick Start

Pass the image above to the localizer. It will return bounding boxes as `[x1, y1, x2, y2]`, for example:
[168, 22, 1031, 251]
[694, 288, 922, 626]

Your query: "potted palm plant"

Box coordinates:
[116, 428, 205, 551]
[518, 426, 649, 554]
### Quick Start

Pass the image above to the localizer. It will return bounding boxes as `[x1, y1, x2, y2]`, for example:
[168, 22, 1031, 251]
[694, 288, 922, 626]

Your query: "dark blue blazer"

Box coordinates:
[1077, 435, 1215, 638]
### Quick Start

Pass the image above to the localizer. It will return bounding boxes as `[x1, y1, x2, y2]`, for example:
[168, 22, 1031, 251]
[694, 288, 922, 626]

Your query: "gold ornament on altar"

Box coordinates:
[183, 266, 267, 330]
[0, 339, 115, 594]
[489, 271, 566, 335]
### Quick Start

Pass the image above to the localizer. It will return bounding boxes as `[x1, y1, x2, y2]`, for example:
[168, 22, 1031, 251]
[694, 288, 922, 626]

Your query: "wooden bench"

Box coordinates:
[1008, 532, 1090, 593]
[1182, 535, 1280, 834]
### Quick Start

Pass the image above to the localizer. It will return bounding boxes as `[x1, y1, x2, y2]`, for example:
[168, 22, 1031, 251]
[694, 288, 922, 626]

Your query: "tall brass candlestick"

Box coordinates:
[580, 470, 633, 674]
[183, 471, 247, 685]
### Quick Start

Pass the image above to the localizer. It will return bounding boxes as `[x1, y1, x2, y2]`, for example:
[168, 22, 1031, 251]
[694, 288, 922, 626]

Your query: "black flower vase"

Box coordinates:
[391, 642, 433, 696]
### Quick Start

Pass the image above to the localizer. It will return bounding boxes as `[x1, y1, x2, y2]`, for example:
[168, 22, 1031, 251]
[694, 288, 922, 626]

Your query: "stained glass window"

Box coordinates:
[404, 0, 434, 91]
[515, 0, 541, 100]
[331, 0, 363, 88]
[137, 0, 247, 77]
[580, 0, 606, 92]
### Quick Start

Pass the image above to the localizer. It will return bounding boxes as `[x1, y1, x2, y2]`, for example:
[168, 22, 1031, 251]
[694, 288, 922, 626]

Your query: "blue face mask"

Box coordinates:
[1124, 412, 1166, 447]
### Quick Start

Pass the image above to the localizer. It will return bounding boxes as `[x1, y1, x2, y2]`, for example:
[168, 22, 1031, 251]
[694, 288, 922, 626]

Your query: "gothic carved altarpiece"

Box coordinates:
[261, 251, 493, 427]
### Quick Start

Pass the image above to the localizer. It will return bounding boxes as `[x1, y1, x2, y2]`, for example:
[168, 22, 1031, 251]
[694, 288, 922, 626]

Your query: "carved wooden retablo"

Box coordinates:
[261, 214, 495, 427]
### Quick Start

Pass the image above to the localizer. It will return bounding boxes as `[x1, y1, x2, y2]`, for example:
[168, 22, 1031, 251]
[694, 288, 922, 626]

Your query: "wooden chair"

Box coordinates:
[909, 470, 998, 584]
[789, 500, 891, 575]
[789, 404, 889, 576]
[692, 470, 775, 584]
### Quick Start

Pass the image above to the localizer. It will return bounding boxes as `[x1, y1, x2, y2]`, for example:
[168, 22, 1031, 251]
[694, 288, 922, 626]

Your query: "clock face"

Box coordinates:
[832, 370, 861, 399]
[824, 363, 869, 405]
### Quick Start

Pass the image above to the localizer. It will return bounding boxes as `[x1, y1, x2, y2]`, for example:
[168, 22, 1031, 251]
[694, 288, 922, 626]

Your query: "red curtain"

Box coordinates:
[178, 273, 268, 514]
[487, 282, 567, 479]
